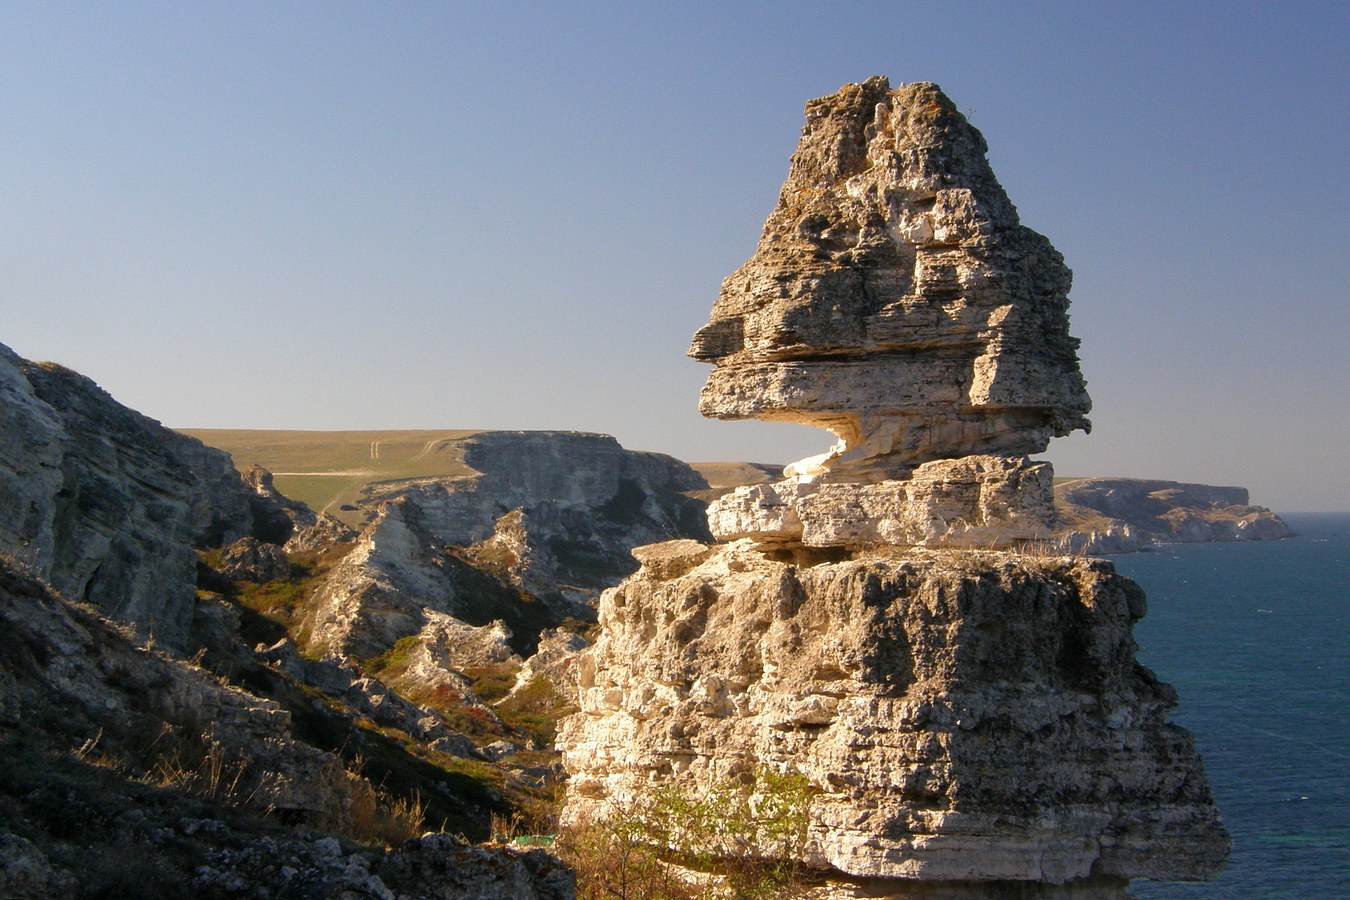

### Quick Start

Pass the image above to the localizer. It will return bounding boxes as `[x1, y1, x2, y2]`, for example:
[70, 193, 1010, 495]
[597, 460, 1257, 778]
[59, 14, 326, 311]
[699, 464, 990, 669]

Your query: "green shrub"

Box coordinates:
[559, 766, 817, 899]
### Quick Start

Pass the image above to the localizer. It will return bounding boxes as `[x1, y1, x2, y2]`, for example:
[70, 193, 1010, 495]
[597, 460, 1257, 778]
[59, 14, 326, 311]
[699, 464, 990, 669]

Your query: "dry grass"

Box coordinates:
[179, 429, 480, 526]
[320, 755, 428, 846]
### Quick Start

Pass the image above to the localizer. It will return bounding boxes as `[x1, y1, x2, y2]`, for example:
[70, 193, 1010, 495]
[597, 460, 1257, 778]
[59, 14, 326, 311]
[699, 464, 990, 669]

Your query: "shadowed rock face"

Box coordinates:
[691, 77, 1090, 480]
[0, 342, 285, 650]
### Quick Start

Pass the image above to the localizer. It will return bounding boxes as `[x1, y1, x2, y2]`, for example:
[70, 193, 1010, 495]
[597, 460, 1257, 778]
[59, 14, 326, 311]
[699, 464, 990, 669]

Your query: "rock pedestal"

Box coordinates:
[708, 455, 1057, 552]
[558, 77, 1228, 891]
[559, 545, 1229, 887]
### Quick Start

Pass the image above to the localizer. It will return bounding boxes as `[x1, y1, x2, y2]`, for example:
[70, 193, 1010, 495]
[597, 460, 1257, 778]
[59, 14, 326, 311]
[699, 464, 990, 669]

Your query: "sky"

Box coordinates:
[2, 2, 1347, 512]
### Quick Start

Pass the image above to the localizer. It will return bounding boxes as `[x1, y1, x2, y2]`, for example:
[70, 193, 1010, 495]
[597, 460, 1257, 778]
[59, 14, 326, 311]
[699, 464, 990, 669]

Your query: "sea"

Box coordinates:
[1120, 513, 1350, 898]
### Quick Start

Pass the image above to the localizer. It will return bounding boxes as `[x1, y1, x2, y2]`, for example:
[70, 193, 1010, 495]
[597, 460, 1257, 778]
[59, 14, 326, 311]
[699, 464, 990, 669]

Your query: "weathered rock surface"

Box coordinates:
[366, 431, 710, 601]
[0, 342, 295, 650]
[1055, 478, 1292, 552]
[0, 554, 575, 898]
[559, 544, 1229, 886]
[303, 499, 557, 662]
[690, 77, 1089, 480]
[0, 558, 345, 819]
[688, 79, 1091, 553]
[709, 455, 1057, 551]
[510, 627, 589, 701]
[305, 431, 710, 661]
[562, 76, 1228, 893]
[219, 535, 292, 583]
[239, 462, 359, 551]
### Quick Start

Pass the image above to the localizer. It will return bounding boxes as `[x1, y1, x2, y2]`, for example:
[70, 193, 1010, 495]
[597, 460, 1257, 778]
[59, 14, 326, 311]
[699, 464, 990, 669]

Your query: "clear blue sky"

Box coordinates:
[3, 2, 1347, 511]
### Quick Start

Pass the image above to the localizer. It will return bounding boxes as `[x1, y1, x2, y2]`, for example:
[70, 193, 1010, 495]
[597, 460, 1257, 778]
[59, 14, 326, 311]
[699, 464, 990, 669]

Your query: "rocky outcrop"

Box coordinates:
[219, 535, 292, 583]
[690, 79, 1090, 552]
[0, 342, 296, 650]
[510, 628, 589, 700]
[304, 431, 710, 661]
[239, 463, 359, 551]
[1056, 478, 1292, 552]
[365, 431, 710, 601]
[690, 77, 1089, 482]
[560, 77, 1227, 892]
[302, 500, 556, 662]
[0, 555, 574, 899]
[560, 546, 1228, 886]
[0, 558, 346, 819]
[710, 455, 1057, 552]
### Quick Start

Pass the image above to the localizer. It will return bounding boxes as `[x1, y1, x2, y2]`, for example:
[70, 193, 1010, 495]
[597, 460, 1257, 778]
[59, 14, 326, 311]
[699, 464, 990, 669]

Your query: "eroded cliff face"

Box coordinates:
[559, 545, 1228, 886]
[1056, 478, 1292, 552]
[304, 431, 710, 661]
[0, 343, 284, 650]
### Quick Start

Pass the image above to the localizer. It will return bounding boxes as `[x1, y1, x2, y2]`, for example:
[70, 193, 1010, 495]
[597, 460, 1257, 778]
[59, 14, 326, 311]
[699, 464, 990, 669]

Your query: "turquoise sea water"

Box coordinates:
[1121, 514, 1350, 897]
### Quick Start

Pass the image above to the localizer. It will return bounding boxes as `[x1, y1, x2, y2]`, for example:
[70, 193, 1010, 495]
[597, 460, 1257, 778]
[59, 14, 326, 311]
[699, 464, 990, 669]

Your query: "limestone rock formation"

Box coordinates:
[709, 454, 1057, 552]
[240, 463, 359, 551]
[219, 535, 292, 583]
[305, 431, 710, 661]
[0, 549, 572, 898]
[0, 342, 295, 650]
[560, 546, 1228, 888]
[0, 557, 347, 820]
[689, 78, 1090, 552]
[690, 76, 1089, 481]
[560, 77, 1228, 892]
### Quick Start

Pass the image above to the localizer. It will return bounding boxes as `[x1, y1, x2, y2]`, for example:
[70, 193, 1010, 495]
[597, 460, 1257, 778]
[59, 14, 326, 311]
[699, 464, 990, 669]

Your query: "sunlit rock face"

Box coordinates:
[690, 77, 1090, 482]
[561, 78, 1229, 893]
[559, 546, 1230, 888]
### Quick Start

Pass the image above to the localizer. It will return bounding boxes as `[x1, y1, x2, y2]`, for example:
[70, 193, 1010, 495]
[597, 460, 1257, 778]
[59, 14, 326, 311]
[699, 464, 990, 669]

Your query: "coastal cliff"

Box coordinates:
[559, 77, 1229, 894]
[560, 542, 1228, 888]
[1055, 478, 1292, 553]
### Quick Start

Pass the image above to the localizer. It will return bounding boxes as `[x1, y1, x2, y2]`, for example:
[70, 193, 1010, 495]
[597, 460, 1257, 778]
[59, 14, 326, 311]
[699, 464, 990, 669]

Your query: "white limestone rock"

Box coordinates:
[708, 455, 1056, 550]
[561, 77, 1228, 893]
[690, 77, 1090, 480]
[305, 431, 711, 662]
[558, 543, 1230, 886]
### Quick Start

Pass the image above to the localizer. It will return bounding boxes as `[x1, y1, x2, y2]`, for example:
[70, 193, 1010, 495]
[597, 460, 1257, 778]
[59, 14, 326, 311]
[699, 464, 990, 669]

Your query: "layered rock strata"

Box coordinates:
[559, 545, 1229, 886]
[1056, 478, 1292, 552]
[709, 455, 1056, 552]
[305, 431, 710, 661]
[0, 342, 292, 650]
[561, 77, 1228, 891]
[690, 76, 1089, 482]
[690, 78, 1089, 551]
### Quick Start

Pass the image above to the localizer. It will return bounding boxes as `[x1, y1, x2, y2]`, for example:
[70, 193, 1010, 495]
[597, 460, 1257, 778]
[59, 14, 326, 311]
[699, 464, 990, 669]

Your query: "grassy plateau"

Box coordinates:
[181, 429, 481, 526]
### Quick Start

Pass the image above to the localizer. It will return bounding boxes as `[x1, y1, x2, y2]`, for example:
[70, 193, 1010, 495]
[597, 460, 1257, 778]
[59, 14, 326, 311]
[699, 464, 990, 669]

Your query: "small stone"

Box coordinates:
[314, 837, 342, 858]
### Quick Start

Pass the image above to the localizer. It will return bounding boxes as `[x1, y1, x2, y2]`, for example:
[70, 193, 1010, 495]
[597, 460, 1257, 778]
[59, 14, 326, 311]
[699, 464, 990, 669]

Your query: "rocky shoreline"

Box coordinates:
[0, 76, 1247, 898]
